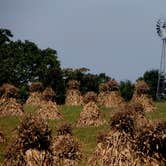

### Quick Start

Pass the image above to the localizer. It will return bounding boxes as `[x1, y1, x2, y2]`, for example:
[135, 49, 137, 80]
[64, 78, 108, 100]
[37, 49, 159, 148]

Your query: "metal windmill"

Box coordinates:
[156, 18, 166, 99]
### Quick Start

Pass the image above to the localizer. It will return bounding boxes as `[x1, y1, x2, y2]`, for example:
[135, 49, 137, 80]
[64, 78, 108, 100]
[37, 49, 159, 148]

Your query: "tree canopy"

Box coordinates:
[0, 28, 160, 103]
[137, 69, 165, 100]
[0, 29, 64, 103]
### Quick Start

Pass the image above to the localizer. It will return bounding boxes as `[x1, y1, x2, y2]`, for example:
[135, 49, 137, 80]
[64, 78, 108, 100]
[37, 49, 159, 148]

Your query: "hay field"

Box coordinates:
[0, 102, 166, 164]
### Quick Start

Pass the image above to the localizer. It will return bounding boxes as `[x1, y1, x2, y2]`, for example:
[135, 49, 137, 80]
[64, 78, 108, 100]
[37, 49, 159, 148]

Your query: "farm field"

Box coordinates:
[0, 101, 166, 164]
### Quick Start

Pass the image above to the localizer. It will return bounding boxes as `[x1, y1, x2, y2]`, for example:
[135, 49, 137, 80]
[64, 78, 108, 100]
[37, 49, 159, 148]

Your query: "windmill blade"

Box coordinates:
[156, 28, 161, 33]
[163, 23, 166, 29]
[156, 18, 166, 39]
[156, 24, 160, 28]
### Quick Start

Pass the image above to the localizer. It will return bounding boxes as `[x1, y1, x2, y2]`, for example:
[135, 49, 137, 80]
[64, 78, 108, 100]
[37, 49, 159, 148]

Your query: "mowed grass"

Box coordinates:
[0, 102, 166, 163]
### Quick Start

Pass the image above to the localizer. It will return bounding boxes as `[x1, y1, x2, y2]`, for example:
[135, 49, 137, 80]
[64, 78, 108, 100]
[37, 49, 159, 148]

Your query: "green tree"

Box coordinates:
[0, 28, 13, 44]
[119, 80, 134, 101]
[137, 69, 165, 100]
[63, 68, 110, 94]
[0, 29, 64, 103]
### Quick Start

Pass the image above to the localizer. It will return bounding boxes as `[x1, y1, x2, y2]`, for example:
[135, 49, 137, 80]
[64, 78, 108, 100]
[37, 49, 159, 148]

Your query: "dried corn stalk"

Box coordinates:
[36, 100, 62, 120]
[88, 107, 165, 166]
[25, 92, 43, 107]
[83, 91, 97, 105]
[131, 94, 156, 112]
[88, 130, 137, 166]
[67, 80, 80, 90]
[65, 89, 83, 106]
[0, 83, 18, 98]
[99, 83, 109, 92]
[42, 87, 55, 101]
[107, 79, 119, 91]
[0, 97, 23, 117]
[103, 91, 124, 108]
[57, 122, 72, 136]
[135, 80, 149, 95]
[51, 134, 82, 166]
[88, 110, 136, 165]
[24, 149, 53, 166]
[122, 102, 149, 131]
[0, 131, 5, 144]
[29, 82, 44, 92]
[3, 114, 53, 166]
[133, 121, 166, 165]
[76, 101, 105, 127]
[131, 80, 156, 112]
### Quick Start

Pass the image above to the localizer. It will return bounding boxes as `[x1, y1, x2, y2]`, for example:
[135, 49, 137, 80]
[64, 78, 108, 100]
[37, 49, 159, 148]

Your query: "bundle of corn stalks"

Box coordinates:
[126, 102, 149, 130]
[29, 82, 44, 92]
[97, 91, 109, 106]
[83, 91, 97, 105]
[3, 114, 53, 166]
[36, 100, 62, 120]
[67, 80, 80, 90]
[0, 130, 5, 144]
[0, 84, 23, 117]
[99, 83, 109, 92]
[57, 122, 73, 136]
[132, 94, 156, 112]
[0, 96, 23, 117]
[65, 89, 83, 106]
[51, 124, 82, 166]
[25, 92, 43, 107]
[103, 91, 124, 108]
[42, 87, 55, 101]
[65, 80, 83, 106]
[26, 82, 44, 107]
[133, 121, 166, 165]
[76, 101, 105, 127]
[0, 83, 18, 98]
[109, 110, 135, 136]
[24, 149, 53, 166]
[88, 110, 136, 166]
[97, 83, 109, 106]
[97, 80, 124, 108]
[154, 120, 166, 161]
[135, 80, 149, 95]
[131, 81, 156, 112]
[88, 130, 137, 166]
[107, 79, 119, 91]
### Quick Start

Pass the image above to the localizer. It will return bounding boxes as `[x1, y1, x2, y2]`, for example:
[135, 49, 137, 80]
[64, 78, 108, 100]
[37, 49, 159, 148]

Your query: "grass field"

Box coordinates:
[0, 102, 166, 164]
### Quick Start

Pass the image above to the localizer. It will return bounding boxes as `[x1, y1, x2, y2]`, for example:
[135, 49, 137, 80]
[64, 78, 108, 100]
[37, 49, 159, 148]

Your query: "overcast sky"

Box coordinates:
[1, 0, 166, 82]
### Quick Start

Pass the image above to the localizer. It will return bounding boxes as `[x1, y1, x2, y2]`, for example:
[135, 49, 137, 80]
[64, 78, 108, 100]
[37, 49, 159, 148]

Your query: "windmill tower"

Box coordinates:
[156, 18, 166, 99]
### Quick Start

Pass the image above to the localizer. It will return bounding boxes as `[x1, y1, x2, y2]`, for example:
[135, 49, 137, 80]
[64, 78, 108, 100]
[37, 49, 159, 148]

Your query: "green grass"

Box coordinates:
[0, 102, 166, 163]
[0, 116, 20, 162]
[146, 101, 166, 120]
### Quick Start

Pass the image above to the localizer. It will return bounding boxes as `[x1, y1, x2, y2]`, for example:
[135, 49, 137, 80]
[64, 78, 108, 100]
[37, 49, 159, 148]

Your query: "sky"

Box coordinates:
[0, 0, 166, 82]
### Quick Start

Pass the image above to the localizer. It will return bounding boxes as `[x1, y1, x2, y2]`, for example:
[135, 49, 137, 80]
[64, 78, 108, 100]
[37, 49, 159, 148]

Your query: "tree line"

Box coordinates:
[0, 28, 162, 104]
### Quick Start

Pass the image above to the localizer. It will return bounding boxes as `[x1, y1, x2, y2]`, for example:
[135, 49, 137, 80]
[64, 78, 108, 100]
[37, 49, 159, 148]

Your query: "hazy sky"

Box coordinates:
[1, 0, 166, 82]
